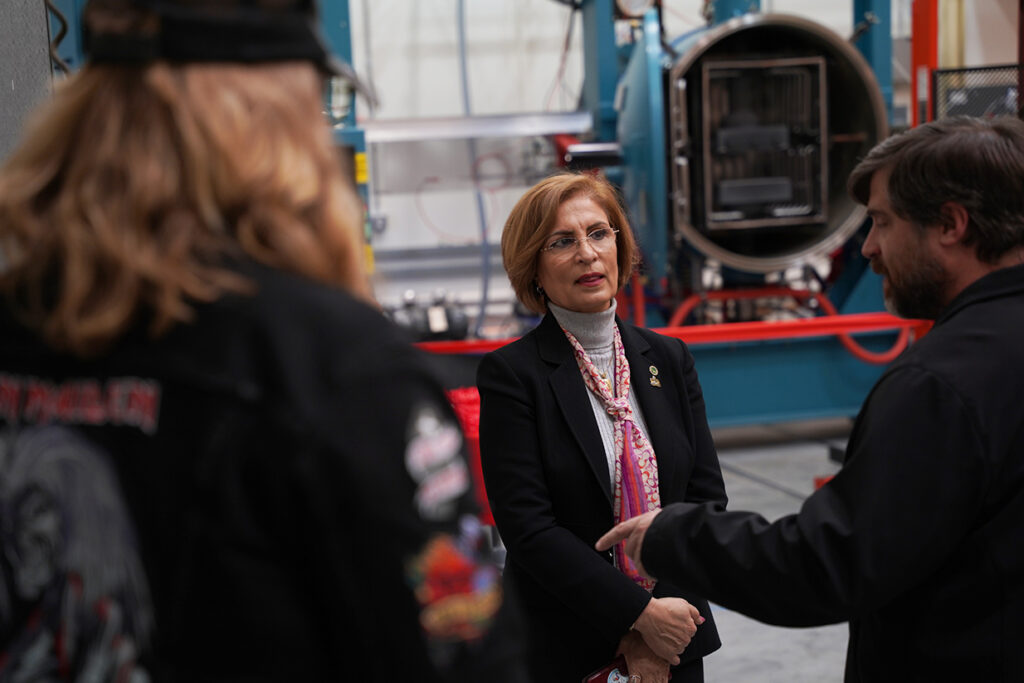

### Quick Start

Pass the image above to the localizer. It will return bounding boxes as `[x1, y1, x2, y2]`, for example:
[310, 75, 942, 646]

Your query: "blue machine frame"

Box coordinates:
[318, 0, 370, 215]
[46, 0, 86, 72]
[616, 12, 671, 302]
[581, 0, 901, 427]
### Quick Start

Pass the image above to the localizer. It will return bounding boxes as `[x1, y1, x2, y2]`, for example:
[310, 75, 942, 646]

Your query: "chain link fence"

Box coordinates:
[932, 64, 1022, 120]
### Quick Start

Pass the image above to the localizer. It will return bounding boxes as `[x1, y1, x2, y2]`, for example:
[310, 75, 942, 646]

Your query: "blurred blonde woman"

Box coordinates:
[0, 1, 524, 681]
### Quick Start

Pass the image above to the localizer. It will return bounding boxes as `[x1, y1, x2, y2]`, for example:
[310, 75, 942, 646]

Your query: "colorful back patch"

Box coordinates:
[0, 426, 153, 682]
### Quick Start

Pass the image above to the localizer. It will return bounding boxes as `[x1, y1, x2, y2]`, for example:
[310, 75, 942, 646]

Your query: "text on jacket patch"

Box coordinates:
[0, 373, 161, 434]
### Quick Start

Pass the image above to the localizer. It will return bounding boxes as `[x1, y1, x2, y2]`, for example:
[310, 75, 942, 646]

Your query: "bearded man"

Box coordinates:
[598, 115, 1024, 682]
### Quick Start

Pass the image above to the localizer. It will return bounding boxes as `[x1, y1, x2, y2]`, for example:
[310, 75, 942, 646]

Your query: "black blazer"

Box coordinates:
[477, 312, 726, 683]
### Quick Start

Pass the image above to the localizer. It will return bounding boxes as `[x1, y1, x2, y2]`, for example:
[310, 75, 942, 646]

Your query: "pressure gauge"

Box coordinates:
[614, 0, 656, 18]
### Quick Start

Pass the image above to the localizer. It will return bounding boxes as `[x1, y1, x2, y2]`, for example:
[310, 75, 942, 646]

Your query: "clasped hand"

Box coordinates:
[631, 596, 704, 665]
[598, 511, 704, 664]
[617, 630, 670, 683]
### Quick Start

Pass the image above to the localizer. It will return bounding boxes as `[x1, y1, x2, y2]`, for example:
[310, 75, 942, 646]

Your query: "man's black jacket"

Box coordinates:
[643, 263, 1024, 681]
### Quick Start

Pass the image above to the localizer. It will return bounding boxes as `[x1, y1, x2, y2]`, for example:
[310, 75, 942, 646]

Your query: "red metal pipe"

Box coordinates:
[911, 0, 939, 125]
[551, 134, 581, 168]
[418, 311, 931, 357]
[666, 287, 810, 327]
[631, 272, 646, 327]
[665, 287, 916, 364]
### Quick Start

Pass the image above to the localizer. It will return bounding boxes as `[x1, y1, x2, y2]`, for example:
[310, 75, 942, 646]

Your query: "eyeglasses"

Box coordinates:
[540, 227, 619, 254]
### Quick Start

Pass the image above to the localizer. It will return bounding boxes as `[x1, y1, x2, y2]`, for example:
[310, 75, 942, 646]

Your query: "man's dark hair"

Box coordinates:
[848, 115, 1024, 263]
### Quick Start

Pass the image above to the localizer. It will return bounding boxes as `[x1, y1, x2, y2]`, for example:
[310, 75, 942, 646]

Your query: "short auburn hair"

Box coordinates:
[501, 172, 638, 314]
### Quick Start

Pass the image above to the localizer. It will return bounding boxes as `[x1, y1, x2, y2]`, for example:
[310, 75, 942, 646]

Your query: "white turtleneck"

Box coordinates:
[548, 301, 654, 487]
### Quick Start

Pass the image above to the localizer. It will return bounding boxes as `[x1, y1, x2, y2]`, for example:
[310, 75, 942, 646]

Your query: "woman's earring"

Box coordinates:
[535, 283, 544, 296]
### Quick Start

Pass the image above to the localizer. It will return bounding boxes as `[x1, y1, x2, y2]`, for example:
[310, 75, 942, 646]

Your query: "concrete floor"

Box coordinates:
[702, 419, 852, 682]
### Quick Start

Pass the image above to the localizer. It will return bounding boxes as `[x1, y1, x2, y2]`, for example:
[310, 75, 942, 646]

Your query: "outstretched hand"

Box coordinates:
[596, 509, 661, 578]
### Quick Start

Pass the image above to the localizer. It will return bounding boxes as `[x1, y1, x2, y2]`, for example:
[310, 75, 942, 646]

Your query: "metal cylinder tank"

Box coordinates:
[668, 13, 888, 274]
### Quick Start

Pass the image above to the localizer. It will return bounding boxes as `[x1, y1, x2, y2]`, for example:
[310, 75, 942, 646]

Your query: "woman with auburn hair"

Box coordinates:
[478, 172, 727, 683]
[0, 1, 524, 682]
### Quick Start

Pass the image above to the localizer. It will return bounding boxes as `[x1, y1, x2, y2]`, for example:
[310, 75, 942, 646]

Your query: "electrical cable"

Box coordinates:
[655, 2, 681, 62]
[811, 291, 910, 364]
[544, 2, 580, 111]
[470, 150, 514, 192]
[700, 0, 714, 24]
[660, 35, 680, 62]
[666, 287, 912, 364]
[44, 0, 72, 75]
[414, 177, 474, 244]
[456, 0, 491, 339]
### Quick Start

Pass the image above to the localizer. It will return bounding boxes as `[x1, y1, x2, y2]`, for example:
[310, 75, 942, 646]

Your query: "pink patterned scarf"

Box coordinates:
[562, 324, 660, 591]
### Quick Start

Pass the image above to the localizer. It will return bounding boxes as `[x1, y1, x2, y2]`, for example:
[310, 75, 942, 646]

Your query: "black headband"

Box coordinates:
[85, 1, 376, 103]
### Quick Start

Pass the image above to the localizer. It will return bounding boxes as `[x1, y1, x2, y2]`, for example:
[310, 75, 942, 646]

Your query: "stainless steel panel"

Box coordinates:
[0, 0, 52, 161]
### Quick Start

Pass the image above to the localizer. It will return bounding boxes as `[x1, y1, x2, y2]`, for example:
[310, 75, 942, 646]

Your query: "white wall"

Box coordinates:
[350, 1, 857, 122]
[350, 0, 587, 120]
[962, 0, 1017, 66]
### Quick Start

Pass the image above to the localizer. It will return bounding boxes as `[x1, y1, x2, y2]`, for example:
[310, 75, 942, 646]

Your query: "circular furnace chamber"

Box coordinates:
[668, 13, 888, 274]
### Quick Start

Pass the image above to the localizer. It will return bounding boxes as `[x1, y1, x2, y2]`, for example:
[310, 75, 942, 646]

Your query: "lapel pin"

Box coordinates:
[649, 365, 661, 387]
[649, 365, 659, 376]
